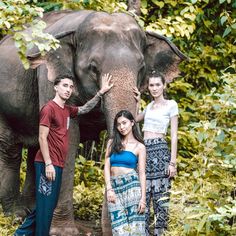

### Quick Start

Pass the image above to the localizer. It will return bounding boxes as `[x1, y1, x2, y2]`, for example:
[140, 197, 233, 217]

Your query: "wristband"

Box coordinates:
[97, 91, 103, 98]
[140, 200, 146, 205]
[45, 162, 52, 167]
[106, 187, 114, 192]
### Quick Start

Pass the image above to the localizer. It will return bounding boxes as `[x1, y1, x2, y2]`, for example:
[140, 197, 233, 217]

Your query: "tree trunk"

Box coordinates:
[101, 192, 112, 236]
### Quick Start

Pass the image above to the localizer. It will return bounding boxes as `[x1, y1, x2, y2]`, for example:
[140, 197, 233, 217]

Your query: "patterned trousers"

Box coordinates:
[14, 162, 63, 236]
[144, 138, 171, 236]
[107, 170, 145, 236]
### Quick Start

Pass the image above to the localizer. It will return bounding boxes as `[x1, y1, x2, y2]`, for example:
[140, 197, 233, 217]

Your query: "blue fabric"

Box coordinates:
[107, 170, 145, 235]
[14, 162, 63, 236]
[110, 151, 138, 169]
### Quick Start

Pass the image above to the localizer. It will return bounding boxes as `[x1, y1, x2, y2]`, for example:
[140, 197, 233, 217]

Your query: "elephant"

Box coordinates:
[0, 10, 186, 235]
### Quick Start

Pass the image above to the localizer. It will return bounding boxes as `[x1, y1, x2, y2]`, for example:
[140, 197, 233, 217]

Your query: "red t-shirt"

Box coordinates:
[35, 100, 78, 168]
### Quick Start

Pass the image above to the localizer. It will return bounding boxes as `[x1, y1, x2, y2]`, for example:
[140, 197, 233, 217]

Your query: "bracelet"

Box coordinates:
[97, 91, 103, 98]
[140, 200, 146, 205]
[169, 161, 176, 167]
[106, 188, 114, 192]
[45, 162, 52, 167]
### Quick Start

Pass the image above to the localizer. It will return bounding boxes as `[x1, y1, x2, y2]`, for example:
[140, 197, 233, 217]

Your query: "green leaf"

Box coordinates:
[215, 130, 225, 142]
[223, 27, 231, 37]
[220, 16, 228, 25]
[197, 214, 208, 232]
[4, 21, 11, 29]
[187, 212, 206, 219]
[231, 23, 236, 29]
[151, 0, 165, 8]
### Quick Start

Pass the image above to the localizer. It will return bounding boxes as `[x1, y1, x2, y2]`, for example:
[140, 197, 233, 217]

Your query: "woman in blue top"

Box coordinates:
[104, 110, 146, 235]
[134, 70, 178, 236]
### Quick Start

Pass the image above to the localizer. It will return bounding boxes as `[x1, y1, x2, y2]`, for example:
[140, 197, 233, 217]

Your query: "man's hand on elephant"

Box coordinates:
[78, 74, 113, 115]
[133, 86, 141, 103]
[45, 164, 56, 181]
[99, 73, 114, 95]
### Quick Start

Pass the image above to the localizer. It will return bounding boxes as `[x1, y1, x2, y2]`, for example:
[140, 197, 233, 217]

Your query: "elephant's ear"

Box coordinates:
[26, 31, 75, 82]
[144, 31, 188, 83]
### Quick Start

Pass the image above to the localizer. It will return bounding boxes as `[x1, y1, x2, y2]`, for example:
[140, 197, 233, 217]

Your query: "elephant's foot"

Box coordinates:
[50, 220, 79, 236]
[11, 195, 35, 220]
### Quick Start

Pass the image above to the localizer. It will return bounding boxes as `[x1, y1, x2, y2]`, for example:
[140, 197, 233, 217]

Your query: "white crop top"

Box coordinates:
[142, 100, 178, 135]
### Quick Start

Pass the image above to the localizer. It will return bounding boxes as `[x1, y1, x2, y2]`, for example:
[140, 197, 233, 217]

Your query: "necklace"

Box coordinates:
[122, 140, 136, 147]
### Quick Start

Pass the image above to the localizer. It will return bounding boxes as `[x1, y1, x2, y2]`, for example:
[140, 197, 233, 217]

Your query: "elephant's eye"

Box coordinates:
[89, 61, 99, 76]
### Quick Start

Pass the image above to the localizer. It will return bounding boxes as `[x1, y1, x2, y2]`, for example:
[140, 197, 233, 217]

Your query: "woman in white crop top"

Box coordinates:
[134, 70, 178, 236]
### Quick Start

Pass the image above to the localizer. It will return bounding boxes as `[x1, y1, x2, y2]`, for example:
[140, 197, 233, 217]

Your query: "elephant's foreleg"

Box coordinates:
[15, 147, 37, 217]
[102, 195, 112, 236]
[0, 118, 22, 214]
[50, 120, 80, 236]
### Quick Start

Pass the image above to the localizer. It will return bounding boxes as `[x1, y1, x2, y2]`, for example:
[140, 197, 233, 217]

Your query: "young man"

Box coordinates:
[14, 73, 113, 236]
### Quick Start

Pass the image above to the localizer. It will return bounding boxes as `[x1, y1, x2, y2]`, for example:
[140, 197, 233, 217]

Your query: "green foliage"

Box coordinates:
[0, 0, 60, 69]
[0, 209, 17, 236]
[73, 155, 105, 220]
[165, 68, 236, 235]
[20, 148, 27, 190]
[37, 0, 127, 13]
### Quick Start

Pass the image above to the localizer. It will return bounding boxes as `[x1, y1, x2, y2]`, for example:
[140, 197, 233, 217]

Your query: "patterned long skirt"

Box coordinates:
[107, 170, 145, 236]
[144, 138, 171, 236]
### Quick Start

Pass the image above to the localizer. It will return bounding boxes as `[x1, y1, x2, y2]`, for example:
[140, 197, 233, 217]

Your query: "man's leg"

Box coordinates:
[14, 209, 36, 236]
[35, 162, 62, 236]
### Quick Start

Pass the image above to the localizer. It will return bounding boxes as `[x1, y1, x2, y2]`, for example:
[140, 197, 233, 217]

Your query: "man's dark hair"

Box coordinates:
[54, 74, 74, 86]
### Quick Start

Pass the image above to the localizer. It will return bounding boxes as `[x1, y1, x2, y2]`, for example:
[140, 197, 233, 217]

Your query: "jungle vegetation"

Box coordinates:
[0, 0, 235, 235]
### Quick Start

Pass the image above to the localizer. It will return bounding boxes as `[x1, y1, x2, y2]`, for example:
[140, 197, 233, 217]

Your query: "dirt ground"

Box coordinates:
[76, 220, 102, 236]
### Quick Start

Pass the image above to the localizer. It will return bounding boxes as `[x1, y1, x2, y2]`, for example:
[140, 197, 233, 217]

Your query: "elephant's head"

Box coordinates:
[27, 10, 186, 140]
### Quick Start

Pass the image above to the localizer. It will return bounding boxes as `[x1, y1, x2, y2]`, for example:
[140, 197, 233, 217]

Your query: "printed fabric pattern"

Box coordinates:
[144, 138, 171, 236]
[108, 170, 145, 236]
[38, 173, 52, 196]
[144, 138, 171, 180]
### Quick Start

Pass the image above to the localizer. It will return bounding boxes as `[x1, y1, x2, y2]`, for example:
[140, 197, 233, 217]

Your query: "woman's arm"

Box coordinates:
[137, 144, 146, 213]
[104, 140, 116, 203]
[133, 87, 145, 122]
[169, 115, 178, 177]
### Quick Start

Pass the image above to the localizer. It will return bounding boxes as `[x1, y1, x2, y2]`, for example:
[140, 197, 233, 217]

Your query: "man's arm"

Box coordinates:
[78, 92, 102, 115]
[78, 73, 113, 115]
[39, 125, 56, 181]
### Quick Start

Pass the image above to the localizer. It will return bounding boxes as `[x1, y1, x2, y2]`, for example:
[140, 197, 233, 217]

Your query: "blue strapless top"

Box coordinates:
[110, 150, 138, 169]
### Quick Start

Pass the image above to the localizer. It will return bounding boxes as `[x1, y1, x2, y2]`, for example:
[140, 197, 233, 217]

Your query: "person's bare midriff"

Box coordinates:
[111, 166, 134, 176]
[143, 131, 165, 140]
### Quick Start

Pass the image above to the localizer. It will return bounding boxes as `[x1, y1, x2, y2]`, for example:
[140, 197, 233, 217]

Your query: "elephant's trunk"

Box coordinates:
[103, 67, 137, 137]
[102, 67, 138, 235]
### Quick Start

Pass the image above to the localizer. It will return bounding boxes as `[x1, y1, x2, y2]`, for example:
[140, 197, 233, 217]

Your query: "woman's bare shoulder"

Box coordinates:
[107, 139, 113, 145]
[137, 142, 146, 152]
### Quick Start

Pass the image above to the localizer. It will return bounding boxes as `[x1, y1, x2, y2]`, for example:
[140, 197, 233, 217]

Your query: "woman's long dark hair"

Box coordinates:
[109, 110, 144, 155]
